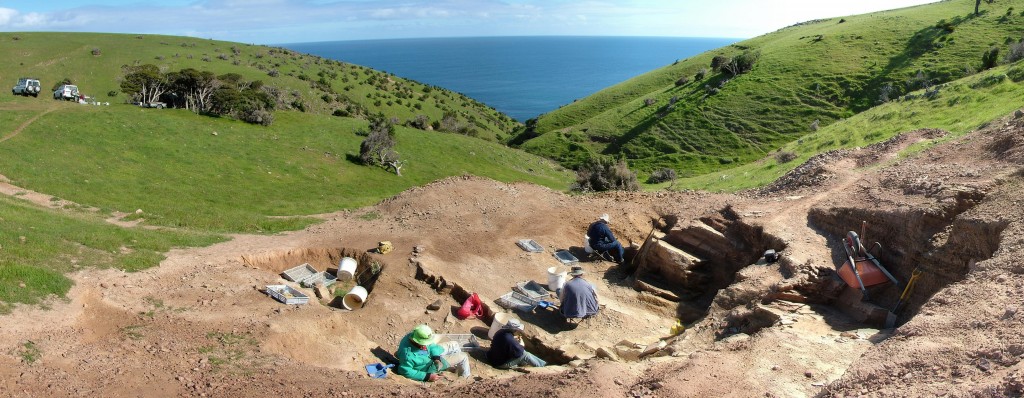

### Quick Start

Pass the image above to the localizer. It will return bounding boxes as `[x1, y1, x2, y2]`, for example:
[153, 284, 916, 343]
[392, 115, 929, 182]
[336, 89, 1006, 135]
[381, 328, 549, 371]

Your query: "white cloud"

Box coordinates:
[0, 8, 17, 26]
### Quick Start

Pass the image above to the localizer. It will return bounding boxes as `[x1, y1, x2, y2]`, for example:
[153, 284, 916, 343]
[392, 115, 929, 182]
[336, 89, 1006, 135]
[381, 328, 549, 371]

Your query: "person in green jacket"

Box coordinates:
[394, 324, 471, 382]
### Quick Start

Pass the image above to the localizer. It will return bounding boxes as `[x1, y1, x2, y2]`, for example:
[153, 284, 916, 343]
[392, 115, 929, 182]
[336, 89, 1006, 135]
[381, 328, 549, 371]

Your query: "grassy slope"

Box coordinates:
[0, 32, 572, 309]
[0, 32, 517, 141]
[523, 0, 1024, 176]
[674, 62, 1024, 192]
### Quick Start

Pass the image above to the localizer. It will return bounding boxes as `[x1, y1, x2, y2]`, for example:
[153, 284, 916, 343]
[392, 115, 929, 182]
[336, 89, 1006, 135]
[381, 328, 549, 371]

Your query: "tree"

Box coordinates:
[359, 113, 403, 175]
[976, 0, 995, 15]
[168, 68, 218, 113]
[120, 64, 168, 104]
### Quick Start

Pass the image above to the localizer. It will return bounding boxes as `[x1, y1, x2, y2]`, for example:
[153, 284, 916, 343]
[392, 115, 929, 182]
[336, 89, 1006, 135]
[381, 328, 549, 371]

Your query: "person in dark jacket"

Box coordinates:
[560, 266, 599, 321]
[586, 213, 624, 263]
[394, 324, 471, 382]
[486, 319, 546, 369]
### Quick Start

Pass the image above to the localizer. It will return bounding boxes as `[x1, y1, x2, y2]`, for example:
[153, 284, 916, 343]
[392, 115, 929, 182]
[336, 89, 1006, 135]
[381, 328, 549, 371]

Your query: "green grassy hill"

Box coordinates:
[1, 32, 517, 141]
[518, 0, 1024, 177]
[0, 32, 572, 311]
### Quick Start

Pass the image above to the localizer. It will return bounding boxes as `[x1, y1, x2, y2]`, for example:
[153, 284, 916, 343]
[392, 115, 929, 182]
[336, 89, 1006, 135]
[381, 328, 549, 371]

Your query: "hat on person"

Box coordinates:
[599, 213, 610, 223]
[569, 265, 585, 277]
[502, 318, 525, 332]
[411, 324, 438, 345]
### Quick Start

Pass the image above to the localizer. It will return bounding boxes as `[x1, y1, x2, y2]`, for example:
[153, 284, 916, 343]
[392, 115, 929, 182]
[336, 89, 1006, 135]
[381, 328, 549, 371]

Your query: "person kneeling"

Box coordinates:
[487, 319, 546, 369]
[395, 324, 471, 382]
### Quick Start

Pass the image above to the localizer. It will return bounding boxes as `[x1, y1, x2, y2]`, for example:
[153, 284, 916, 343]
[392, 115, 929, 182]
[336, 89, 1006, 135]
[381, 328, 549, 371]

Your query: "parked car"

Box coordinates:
[53, 84, 80, 101]
[12, 78, 41, 97]
[135, 101, 166, 109]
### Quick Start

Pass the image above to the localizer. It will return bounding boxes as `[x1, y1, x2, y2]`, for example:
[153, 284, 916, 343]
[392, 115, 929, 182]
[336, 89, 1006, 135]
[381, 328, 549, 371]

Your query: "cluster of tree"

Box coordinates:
[119, 65, 276, 126]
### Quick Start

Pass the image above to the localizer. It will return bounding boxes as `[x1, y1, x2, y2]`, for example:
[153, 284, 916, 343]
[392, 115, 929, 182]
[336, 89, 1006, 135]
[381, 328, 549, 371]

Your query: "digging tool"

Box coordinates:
[624, 227, 657, 274]
[885, 266, 923, 328]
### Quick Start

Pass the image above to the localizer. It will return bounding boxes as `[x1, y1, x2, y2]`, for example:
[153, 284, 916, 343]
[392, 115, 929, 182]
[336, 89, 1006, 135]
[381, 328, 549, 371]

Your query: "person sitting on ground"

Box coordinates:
[394, 324, 471, 382]
[487, 318, 547, 370]
[559, 265, 599, 321]
[587, 213, 625, 263]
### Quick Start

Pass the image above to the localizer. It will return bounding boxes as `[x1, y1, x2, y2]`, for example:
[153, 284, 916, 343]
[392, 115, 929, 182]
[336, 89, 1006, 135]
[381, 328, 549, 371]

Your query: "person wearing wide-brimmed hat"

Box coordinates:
[486, 318, 547, 369]
[394, 324, 471, 382]
[586, 213, 625, 263]
[559, 265, 599, 321]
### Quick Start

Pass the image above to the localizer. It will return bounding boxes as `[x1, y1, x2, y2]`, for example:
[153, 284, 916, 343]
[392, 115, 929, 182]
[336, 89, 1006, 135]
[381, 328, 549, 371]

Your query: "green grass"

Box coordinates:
[0, 193, 224, 313]
[0, 104, 570, 232]
[17, 340, 41, 363]
[524, 0, 1024, 176]
[0, 32, 518, 141]
[673, 62, 1024, 192]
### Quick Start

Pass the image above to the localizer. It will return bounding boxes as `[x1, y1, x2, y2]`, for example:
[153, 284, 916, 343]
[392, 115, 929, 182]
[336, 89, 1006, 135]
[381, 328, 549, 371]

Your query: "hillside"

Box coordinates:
[0, 32, 572, 309]
[0, 32, 518, 141]
[518, 0, 1024, 177]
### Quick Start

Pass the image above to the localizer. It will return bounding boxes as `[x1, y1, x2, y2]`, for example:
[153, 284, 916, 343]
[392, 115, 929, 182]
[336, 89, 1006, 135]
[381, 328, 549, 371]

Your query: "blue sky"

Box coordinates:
[0, 0, 941, 44]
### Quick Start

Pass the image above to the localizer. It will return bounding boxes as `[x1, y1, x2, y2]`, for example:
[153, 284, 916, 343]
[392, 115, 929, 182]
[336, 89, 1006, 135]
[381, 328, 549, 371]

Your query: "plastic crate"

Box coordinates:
[282, 263, 318, 282]
[266, 284, 310, 305]
[299, 271, 338, 288]
[514, 280, 551, 302]
[495, 291, 537, 312]
[516, 239, 543, 253]
[553, 250, 579, 265]
[437, 334, 480, 351]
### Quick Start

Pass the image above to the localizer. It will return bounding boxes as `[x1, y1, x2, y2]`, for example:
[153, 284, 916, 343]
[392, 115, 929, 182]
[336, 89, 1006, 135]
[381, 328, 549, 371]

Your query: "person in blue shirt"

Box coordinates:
[587, 213, 625, 263]
[486, 318, 546, 369]
[394, 324, 471, 382]
[560, 265, 599, 322]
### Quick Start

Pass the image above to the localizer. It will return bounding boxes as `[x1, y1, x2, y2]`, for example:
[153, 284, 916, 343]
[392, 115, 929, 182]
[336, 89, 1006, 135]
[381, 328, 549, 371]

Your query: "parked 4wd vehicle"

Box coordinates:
[12, 78, 41, 97]
[53, 84, 80, 101]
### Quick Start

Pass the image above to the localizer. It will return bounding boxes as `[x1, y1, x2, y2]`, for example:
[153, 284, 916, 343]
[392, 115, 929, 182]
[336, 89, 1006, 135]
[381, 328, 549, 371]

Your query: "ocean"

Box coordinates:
[283, 36, 739, 122]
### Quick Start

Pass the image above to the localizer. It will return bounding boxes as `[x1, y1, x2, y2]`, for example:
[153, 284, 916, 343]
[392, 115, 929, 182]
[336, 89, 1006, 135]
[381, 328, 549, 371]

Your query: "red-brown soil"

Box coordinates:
[2, 113, 1024, 397]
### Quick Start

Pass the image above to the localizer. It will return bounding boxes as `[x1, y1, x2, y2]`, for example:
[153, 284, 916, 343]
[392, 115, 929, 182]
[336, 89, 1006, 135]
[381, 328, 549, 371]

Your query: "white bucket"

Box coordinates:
[547, 266, 568, 291]
[337, 257, 357, 281]
[488, 313, 519, 340]
[584, 235, 594, 254]
[342, 286, 368, 310]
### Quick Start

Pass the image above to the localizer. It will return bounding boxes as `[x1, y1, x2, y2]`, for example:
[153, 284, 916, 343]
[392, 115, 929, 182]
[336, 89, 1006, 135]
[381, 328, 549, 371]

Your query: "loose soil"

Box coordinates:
[3, 114, 1024, 397]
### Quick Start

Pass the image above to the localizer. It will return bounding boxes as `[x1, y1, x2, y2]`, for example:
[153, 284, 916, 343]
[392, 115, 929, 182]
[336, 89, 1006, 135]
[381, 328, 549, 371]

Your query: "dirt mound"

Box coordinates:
[2, 113, 1024, 397]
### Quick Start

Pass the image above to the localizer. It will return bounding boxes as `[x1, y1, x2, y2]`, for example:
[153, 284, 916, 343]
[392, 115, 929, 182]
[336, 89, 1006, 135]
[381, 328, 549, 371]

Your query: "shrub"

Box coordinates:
[775, 151, 797, 163]
[240, 109, 274, 126]
[710, 55, 729, 70]
[1007, 66, 1024, 82]
[267, 69, 279, 77]
[1006, 41, 1024, 63]
[982, 47, 1001, 70]
[694, 67, 707, 80]
[647, 168, 677, 184]
[810, 119, 820, 131]
[91, 48, 101, 56]
[675, 76, 690, 86]
[571, 157, 639, 192]
[644, 98, 657, 106]
[107, 90, 118, 97]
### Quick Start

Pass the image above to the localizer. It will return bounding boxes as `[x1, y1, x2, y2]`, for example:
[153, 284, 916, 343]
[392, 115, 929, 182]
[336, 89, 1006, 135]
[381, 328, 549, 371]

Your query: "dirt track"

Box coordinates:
[2, 113, 1024, 397]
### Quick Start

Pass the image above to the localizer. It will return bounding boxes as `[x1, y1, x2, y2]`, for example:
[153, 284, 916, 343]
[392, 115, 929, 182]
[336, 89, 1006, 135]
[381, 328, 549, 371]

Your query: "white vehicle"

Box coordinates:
[53, 84, 80, 101]
[12, 78, 41, 97]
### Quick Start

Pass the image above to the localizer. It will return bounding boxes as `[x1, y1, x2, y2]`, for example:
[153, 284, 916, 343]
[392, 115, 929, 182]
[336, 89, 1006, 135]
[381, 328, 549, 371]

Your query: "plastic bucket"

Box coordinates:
[343, 286, 368, 310]
[488, 313, 519, 340]
[338, 257, 358, 281]
[547, 266, 568, 291]
[584, 235, 594, 254]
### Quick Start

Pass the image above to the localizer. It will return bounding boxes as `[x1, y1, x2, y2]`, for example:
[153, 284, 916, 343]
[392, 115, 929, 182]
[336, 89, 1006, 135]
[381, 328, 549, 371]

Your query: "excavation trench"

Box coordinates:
[242, 247, 387, 306]
[806, 203, 1007, 327]
[413, 206, 791, 365]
